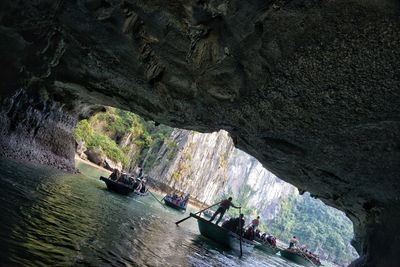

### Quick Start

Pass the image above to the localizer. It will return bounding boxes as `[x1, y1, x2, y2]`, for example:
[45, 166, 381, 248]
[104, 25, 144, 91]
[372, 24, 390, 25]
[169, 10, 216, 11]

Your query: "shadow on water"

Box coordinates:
[0, 158, 304, 267]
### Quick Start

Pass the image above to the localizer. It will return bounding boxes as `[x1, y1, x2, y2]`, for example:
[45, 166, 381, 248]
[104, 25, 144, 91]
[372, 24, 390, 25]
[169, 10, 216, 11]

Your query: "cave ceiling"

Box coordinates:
[1, 1, 400, 266]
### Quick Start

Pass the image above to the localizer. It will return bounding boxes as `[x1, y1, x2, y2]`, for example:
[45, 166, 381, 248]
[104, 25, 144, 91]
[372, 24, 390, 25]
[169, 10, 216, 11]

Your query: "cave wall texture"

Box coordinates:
[0, 0, 399, 266]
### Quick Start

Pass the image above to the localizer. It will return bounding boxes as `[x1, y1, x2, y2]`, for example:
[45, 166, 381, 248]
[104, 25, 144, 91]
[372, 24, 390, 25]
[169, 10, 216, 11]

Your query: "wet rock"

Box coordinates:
[103, 157, 122, 171]
[76, 140, 87, 158]
[84, 148, 105, 166]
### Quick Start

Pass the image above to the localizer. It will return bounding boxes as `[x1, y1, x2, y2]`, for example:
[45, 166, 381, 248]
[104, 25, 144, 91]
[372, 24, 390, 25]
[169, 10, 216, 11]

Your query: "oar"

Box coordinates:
[148, 190, 166, 208]
[239, 207, 243, 258]
[175, 201, 222, 225]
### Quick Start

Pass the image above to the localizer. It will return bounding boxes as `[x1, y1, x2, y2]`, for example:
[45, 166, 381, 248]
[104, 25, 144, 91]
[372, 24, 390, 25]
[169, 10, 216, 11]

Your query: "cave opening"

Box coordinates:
[73, 106, 359, 265]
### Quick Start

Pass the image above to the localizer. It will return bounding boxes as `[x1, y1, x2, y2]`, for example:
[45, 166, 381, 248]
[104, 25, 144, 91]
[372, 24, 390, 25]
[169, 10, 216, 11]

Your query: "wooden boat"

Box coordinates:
[228, 231, 255, 254]
[100, 176, 134, 195]
[191, 213, 254, 254]
[254, 240, 280, 255]
[280, 249, 318, 267]
[100, 176, 148, 197]
[164, 197, 187, 211]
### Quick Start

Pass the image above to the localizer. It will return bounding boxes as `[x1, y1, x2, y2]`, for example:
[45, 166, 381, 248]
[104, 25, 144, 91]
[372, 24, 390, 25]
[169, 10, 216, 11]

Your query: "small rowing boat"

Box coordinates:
[164, 196, 187, 211]
[190, 213, 254, 254]
[280, 249, 321, 266]
[100, 176, 148, 196]
[100, 176, 134, 195]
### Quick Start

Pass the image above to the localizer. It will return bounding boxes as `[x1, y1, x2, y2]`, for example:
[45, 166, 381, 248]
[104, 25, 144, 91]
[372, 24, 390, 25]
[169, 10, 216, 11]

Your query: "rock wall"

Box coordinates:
[225, 148, 296, 220]
[0, 89, 101, 171]
[0, 89, 76, 171]
[148, 129, 235, 203]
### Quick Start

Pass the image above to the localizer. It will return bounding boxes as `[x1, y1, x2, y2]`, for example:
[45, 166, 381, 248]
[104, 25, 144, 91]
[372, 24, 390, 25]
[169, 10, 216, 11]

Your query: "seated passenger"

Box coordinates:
[110, 169, 121, 181]
[261, 232, 267, 241]
[244, 227, 255, 241]
[289, 236, 297, 249]
[183, 194, 190, 205]
[135, 181, 142, 192]
[222, 218, 235, 231]
[233, 214, 245, 234]
[266, 235, 277, 247]
[255, 229, 261, 239]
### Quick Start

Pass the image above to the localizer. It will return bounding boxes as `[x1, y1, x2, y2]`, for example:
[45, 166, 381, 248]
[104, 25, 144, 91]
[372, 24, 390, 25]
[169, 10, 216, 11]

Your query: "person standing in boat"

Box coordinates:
[137, 166, 144, 179]
[232, 213, 245, 234]
[251, 216, 260, 230]
[209, 197, 241, 225]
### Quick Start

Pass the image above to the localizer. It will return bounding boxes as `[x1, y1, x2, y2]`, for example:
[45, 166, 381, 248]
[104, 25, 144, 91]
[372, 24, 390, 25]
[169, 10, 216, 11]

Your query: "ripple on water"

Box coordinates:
[0, 159, 305, 267]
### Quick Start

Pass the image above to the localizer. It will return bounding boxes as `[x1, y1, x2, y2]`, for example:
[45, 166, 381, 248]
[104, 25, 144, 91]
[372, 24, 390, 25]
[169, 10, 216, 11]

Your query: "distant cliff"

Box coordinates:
[147, 129, 296, 220]
[147, 129, 236, 204]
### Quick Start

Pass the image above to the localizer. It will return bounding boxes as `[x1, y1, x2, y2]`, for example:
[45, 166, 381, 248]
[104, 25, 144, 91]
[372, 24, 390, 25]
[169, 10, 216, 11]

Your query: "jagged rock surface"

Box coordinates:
[1, 1, 400, 266]
[148, 129, 234, 203]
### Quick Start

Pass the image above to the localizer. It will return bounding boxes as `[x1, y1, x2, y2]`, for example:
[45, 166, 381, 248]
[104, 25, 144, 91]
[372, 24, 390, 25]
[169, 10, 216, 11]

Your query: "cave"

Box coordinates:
[0, 1, 399, 266]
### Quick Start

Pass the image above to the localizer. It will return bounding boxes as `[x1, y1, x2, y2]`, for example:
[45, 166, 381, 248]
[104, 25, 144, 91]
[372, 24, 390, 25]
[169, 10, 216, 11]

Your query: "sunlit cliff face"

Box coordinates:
[1, 1, 400, 266]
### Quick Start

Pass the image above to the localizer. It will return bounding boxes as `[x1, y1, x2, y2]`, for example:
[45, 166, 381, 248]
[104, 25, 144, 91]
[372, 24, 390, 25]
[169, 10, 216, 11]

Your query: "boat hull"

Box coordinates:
[254, 240, 280, 255]
[100, 176, 134, 195]
[192, 213, 254, 253]
[195, 214, 230, 247]
[280, 249, 314, 267]
[228, 232, 254, 254]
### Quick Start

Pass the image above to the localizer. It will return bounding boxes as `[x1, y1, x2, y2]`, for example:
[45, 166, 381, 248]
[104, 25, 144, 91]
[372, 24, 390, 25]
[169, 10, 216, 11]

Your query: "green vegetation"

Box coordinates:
[216, 190, 356, 265]
[267, 194, 357, 265]
[74, 107, 173, 169]
[74, 119, 128, 166]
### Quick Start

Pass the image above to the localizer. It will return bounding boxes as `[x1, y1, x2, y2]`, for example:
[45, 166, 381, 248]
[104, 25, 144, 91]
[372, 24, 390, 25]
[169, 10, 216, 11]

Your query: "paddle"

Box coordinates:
[175, 201, 222, 225]
[239, 207, 243, 258]
[148, 190, 166, 208]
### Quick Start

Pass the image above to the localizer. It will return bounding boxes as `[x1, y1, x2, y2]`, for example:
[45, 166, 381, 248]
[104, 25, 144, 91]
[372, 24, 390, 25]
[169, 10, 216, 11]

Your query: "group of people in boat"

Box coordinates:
[254, 230, 277, 247]
[207, 196, 321, 264]
[109, 167, 147, 193]
[165, 193, 190, 208]
[209, 197, 271, 243]
[288, 236, 322, 265]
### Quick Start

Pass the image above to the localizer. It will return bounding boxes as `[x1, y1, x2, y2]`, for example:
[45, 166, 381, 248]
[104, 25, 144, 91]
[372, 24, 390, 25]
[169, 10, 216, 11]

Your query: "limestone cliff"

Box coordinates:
[225, 148, 296, 220]
[147, 129, 296, 217]
[148, 129, 235, 203]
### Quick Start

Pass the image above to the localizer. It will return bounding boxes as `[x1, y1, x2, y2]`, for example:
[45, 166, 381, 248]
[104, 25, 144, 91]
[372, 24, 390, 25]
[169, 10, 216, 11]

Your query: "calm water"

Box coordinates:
[0, 158, 306, 267]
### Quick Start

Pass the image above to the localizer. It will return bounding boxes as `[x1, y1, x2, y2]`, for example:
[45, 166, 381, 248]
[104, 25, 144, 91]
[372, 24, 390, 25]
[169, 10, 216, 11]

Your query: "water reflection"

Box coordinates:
[0, 159, 305, 266]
